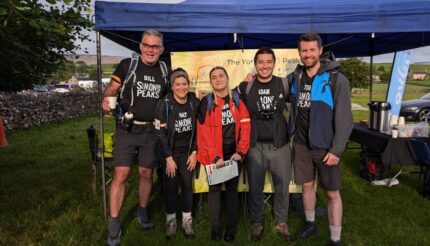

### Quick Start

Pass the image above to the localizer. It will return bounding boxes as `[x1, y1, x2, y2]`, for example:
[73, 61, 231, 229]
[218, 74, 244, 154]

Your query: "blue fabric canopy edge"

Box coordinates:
[95, 0, 430, 57]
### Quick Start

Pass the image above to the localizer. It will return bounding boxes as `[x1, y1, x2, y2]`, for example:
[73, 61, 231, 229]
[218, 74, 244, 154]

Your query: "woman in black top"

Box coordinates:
[154, 68, 200, 239]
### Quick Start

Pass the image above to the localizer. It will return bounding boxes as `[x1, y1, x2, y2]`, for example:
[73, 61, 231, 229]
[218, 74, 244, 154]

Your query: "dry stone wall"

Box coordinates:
[0, 92, 99, 130]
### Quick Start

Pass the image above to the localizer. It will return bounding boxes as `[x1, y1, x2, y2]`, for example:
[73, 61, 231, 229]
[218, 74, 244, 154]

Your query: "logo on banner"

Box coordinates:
[386, 50, 413, 116]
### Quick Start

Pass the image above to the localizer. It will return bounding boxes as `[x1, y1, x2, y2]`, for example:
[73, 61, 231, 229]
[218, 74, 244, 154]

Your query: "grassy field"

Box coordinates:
[102, 64, 117, 77]
[1, 108, 430, 245]
[372, 63, 430, 74]
[351, 79, 430, 109]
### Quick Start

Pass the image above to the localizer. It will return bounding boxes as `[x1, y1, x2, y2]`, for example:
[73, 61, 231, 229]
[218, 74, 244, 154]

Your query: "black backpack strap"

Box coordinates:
[164, 97, 173, 126]
[245, 80, 255, 96]
[232, 90, 241, 109]
[280, 77, 292, 122]
[281, 77, 290, 97]
[159, 60, 170, 88]
[329, 71, 338, 97]
[119, 53, 140, 107]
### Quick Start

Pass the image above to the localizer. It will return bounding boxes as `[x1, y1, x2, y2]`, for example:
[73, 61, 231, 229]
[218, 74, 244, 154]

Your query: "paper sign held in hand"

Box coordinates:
[205, 160, 239, 185]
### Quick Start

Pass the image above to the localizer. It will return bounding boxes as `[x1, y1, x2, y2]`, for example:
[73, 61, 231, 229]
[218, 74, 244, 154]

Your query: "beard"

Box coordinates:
[303, 58, 320, 69]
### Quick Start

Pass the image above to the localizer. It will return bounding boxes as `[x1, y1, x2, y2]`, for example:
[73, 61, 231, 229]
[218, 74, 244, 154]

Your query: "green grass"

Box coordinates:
[102, 64, 117, 77]
[352, 79, 430, 109]
[372, 79, 430, 91]
[1, 111, 430, 245]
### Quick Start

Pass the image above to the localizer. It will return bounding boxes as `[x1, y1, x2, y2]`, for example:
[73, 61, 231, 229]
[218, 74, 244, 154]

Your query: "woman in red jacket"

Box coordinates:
[197, 66, 251, 242]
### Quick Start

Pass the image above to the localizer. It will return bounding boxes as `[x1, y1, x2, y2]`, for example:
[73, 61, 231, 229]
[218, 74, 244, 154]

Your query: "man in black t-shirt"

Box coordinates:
[288, 32, 353, 246]
[237, 47, 293, 242]
[101, 29, 170, 246]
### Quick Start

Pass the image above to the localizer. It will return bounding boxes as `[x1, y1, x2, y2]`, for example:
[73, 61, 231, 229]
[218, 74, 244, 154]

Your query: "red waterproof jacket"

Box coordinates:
[197, 95, 251, 165]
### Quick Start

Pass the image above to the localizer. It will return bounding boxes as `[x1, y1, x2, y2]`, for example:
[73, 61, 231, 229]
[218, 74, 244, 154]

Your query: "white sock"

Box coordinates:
[329, 225, 342, 242]
[182, 212, 192, 222]
[166, 213, 176, 222]
[304, 210, 315, 222]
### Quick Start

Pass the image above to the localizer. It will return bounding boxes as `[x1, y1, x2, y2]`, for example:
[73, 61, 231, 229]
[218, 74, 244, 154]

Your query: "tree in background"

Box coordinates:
[0, 0, 92, 92]
[377, 65, 385, 73]
[75, 61, 90, 74]
[379, 71, 391, 83]
[339, 58, 370, 89]
[50, 61, 77, 82]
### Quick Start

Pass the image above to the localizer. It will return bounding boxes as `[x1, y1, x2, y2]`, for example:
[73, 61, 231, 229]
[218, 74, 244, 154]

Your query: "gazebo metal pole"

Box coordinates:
[96, 31, 108, 219]
[369, 33, 375, 103]
[369, 55, 373, 103]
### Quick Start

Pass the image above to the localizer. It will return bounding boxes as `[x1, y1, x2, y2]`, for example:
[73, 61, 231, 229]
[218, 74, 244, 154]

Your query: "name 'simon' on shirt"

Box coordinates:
[175, 112, 192, 133]
[136, 77, 162, 98]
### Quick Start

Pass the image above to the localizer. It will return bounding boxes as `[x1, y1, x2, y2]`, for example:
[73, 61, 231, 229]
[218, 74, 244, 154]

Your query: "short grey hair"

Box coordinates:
[142, 29, 164, 46]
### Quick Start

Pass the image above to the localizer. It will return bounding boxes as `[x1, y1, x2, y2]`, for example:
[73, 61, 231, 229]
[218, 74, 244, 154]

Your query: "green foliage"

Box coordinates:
[373, 63, 392, 75]
[0, 0, 93, 91]
[380, 71, 391, 83]
[50, 60, 76, 82]
[88, 68, 98, 80]
[339, 58, 370, 89]
[377, 65, 385, 72]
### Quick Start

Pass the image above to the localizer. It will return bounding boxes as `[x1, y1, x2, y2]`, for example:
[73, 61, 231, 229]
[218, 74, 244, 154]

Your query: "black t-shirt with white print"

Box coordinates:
[221, 96, 236, 156]
[113, 58, 169, 121]
[244, 77, 281, 142]
[172, 98, 193, 154]
[295, 69, 312, 145]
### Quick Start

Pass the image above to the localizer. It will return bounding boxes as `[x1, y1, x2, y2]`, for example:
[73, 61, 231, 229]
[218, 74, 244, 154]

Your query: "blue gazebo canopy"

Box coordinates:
[95, 0, 430, 57]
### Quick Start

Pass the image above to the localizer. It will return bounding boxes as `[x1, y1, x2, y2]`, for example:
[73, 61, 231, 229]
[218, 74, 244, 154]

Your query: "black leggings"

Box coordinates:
[208, 168, 240, 229]
[162, 153, 193, 214]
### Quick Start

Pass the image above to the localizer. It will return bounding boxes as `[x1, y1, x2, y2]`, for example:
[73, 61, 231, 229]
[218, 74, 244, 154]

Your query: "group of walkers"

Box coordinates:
[101, 29, 353, 246]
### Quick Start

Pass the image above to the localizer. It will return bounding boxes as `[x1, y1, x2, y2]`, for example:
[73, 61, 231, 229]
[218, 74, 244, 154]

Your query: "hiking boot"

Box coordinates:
[298, 221, 318, 239]
[165, 217, 177, 239]
[224, 232, 235, 242]
[224, 221, 236, 242]
[137, 216, 155, 231]
[250, 223, 263, 242]
[106, 230, 121, 246]
[275, 223, 294, 241]
[211, 222, 222, 241]
[224, 223, 236, 242]
[182, 217, 195, 239]
[328, 239, 342, 246]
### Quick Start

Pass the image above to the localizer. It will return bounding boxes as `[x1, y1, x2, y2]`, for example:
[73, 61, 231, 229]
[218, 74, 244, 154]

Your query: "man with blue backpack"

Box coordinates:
[288, 32, 353, 246]
[101, 29, 171, 246]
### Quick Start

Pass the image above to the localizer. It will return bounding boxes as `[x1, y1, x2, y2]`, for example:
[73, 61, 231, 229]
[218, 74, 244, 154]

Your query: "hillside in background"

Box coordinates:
[373, 63, 430, 73]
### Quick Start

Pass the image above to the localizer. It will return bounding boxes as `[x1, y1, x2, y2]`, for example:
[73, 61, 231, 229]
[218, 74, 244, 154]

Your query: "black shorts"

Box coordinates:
[114, 125, 159, 168]
[293, 143, 342, 191]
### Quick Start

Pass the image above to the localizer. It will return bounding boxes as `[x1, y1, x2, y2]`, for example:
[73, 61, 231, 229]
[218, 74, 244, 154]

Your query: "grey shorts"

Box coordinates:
[114, 125, 159, 168]
[293, 143, 342, 191]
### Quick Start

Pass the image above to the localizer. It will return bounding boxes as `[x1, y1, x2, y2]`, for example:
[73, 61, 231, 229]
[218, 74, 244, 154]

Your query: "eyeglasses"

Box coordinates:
[141, 43, 163, 50]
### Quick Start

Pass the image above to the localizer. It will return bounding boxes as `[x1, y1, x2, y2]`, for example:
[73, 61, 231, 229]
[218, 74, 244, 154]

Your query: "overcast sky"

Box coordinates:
[76, 31, 430, 64]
